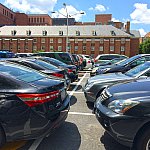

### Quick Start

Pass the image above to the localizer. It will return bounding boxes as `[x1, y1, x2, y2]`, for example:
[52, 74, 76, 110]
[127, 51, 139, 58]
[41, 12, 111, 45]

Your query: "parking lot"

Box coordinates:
[1, 70, 130, 150]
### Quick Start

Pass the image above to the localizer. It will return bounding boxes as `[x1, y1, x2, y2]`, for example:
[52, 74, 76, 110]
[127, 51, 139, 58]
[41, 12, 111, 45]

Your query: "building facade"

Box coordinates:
[0, 3, 52, 26]
[0, 25, 140, 57]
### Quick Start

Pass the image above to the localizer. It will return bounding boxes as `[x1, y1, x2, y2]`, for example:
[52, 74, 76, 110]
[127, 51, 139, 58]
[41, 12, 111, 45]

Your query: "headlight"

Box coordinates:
[108, 99, 140, 114]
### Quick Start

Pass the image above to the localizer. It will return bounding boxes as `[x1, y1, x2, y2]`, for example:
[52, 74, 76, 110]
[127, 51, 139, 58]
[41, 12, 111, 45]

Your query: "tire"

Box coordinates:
[135, 128, 150, 150]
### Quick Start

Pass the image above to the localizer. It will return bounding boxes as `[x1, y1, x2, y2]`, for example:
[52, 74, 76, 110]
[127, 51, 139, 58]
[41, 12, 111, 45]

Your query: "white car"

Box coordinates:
[82, 55, 94, 69]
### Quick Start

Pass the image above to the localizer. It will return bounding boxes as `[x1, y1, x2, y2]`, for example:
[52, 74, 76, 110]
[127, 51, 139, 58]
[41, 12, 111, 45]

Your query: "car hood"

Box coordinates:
[88, 73, 131, 84]
[108, 79, 150, 100]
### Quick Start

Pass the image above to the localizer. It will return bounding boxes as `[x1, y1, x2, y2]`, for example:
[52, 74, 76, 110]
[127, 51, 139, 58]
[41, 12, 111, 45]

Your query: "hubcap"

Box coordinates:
[146, 139, 150, 150]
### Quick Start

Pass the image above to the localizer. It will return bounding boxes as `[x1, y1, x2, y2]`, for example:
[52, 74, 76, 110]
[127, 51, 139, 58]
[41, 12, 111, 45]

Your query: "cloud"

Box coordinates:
[138, 28, 147, 37]
[130, 3, 150, 24]
[52, 5, 85, 21]
[4, 0, 57, 14]
[89, 4, 106, 12]
[112, 18, 120, 22]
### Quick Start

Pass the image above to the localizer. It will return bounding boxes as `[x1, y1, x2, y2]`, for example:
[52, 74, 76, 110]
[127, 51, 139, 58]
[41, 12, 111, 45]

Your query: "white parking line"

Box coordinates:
[69, 72, 87, 98]
[28, 71, 87, 150]
[69, 112, 94, 116]
[67, 91, 84, 94]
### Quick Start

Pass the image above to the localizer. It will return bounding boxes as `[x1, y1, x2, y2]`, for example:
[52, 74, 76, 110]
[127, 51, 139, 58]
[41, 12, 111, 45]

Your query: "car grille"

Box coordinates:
[100, 89, 112, 102]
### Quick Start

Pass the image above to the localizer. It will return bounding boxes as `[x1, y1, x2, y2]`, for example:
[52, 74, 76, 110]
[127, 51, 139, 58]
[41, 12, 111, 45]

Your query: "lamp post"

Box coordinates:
[52, 3, 84, 53]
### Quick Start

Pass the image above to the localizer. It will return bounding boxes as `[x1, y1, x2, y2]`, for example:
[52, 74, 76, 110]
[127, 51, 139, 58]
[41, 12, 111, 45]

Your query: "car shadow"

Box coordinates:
[100, 131, 130, 150]
[86, 102, 94, 110]
[37, 122, 81, 150]
[70, 95, 77, 106]
[68, 84, 82, 91]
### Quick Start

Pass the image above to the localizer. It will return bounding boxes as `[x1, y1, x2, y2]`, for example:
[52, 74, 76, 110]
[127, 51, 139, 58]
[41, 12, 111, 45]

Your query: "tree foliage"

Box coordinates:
[139, 38, 150, 54]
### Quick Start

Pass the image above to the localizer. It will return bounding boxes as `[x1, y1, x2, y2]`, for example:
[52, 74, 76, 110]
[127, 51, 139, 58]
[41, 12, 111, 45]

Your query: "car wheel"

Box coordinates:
[135, 128, 150, 150]
[0, 126, 6, 148]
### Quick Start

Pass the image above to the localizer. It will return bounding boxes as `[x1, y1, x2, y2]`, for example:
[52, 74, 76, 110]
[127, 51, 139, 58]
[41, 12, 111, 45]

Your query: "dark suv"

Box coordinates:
[38, 52, 75, 65]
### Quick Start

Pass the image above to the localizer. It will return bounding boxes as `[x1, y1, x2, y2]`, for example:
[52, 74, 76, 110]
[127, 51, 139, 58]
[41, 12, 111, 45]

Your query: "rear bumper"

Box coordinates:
[6, 96, 70, 142]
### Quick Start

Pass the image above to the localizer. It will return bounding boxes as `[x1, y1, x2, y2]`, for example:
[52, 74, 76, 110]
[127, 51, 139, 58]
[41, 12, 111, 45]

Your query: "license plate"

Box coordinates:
[61, 89, 66, 101]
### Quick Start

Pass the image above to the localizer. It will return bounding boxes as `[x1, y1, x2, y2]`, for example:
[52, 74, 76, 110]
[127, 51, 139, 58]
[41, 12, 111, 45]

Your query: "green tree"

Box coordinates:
[139, 38, 150, 54]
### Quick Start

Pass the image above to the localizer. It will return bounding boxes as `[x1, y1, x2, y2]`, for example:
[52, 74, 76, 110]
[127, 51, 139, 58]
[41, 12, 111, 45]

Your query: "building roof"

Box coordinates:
[0, 25, 140, 37]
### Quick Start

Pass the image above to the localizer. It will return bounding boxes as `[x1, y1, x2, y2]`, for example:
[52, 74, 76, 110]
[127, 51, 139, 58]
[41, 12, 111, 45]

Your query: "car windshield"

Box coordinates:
[124, 63, 150, 77]
[30, 60, 58, 70]
[118, 55, 141, 66]
[0, 62, 45, 82]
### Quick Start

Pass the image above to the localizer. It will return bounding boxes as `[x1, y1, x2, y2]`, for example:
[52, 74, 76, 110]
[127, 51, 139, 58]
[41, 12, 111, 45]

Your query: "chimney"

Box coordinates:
[126, 21, 130, 33]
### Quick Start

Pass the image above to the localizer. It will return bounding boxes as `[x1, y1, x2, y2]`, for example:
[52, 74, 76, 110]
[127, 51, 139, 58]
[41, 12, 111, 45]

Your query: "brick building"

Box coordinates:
[0, 25, 140, 57]
[0, 3, 52, 26]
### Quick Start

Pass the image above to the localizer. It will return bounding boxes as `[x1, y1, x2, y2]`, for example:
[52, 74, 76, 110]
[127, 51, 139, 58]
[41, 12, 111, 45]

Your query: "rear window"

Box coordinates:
[30, 60, 58, 70]
[0, 63, 45, 82]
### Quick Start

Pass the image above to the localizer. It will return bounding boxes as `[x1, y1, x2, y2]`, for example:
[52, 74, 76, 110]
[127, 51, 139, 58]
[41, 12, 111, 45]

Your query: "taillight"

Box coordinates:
[52, 73, 64, 78]
[94, 59, 98, 62]
[17, 91, 59, 107]
[68, 69, 73, 73]
[88, 60, 91, 63]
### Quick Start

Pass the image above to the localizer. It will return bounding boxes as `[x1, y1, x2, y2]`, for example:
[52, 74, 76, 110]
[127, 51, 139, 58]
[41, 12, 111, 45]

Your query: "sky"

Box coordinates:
[0, 0, 150, 37]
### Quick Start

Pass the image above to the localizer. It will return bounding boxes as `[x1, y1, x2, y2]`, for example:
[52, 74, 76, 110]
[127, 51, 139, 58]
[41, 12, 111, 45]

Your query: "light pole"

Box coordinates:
[52, 3, 84, 53]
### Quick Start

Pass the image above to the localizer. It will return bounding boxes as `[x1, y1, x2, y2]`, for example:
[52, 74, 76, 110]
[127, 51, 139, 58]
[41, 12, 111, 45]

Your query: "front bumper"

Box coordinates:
[94, 101, 144, 148]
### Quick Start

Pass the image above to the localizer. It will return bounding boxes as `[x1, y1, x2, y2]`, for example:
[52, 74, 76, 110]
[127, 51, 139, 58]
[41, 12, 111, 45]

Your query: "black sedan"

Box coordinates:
[94, 78, 150, 150]
[6, 58, 71, 88]
[96, 54, 150, 75]
[84, 62, 150, 104]
[0, 61, 70, 147]
[32, 57, 78, 82]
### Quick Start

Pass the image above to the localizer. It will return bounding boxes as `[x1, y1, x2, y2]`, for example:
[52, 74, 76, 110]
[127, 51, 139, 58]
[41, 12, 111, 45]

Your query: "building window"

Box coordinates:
[50, 38, 53, 43]
[75, 38, 78, 43]
[121, 38, 125, 44]
[31, 18, 33, 23]
[110, 46, 114, 51]
[99, 46, 103, 51]
[42, 30, 47, 36]
[76, 31, 80, 36]
[121, 46, 125, 52]
[110, 38, 114, 43]
[100, 38, 104, 44]
[83, 38, 86, 43]
[58, 38, 62, 43]
[83, 46, 86, 51]
[33, 38, 37, 43]
[33, 45, 37, 51]
[37, 18, 39, 23]
[92, 31, 97, 36]
[111, 31, 116, 36]
[25, 46, 28, 50]
[91, 46, 95, 51]
[58, 46, 62, 51]
[41, 38, 45, 43]
[41, 45, 45, 50]
[18, 45, 20, 50]
[34, 18, 36, 23]
[11, 30, 17, 36]
[50, 46, 54, 50]
[75, 46, 78, 51]
[26, 30, 31, 36]
[91, 38, 95, 43]
[59, 31, 63, 36]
